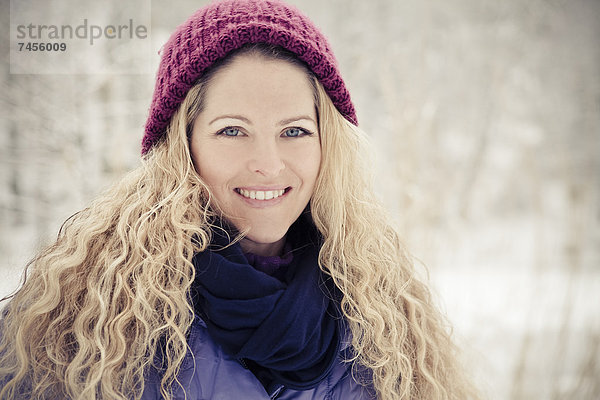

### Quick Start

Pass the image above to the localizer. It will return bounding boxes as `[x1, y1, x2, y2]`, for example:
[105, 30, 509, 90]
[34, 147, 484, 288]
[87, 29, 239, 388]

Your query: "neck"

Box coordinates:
[240, 235, 286, 257]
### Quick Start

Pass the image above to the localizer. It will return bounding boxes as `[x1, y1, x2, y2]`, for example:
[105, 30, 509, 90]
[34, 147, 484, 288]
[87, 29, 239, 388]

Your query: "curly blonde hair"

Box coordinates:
[0, 47, 477, 399]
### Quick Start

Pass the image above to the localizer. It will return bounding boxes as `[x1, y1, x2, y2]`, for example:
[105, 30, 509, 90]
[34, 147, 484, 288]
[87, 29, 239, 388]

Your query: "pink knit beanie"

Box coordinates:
[142, 0, 357, 154]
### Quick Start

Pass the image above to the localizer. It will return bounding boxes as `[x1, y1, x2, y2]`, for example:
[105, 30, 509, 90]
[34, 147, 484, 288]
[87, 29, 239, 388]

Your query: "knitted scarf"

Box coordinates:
[191, 217, 341, 390]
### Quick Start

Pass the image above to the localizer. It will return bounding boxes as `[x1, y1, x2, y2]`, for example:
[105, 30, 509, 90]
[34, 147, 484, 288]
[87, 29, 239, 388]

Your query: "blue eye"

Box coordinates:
[283, 127, 309, 137]
[219, 127, 241, 137]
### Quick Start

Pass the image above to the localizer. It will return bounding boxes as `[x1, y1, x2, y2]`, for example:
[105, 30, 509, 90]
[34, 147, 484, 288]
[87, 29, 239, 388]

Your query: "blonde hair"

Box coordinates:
[0, 48, 477, 399]
[312, 82, 477, 399]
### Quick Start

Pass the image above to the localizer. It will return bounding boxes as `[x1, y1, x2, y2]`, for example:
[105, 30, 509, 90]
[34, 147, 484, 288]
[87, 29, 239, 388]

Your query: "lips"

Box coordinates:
[235, 187, 291, 200]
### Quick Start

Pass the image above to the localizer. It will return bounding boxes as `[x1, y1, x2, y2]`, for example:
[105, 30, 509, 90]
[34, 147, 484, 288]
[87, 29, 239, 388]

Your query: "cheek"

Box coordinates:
[308, 151, 322, 182]
[293, 143, 322, 186]
[191, 141, 232, 192]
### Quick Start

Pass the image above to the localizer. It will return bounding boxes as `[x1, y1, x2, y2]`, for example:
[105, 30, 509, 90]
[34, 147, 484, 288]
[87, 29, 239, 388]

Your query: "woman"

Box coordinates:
[0, 0, 477, 399]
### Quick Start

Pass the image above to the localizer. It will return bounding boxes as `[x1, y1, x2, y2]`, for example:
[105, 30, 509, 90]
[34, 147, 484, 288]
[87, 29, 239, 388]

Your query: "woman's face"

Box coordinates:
[190, 54, 321, 256]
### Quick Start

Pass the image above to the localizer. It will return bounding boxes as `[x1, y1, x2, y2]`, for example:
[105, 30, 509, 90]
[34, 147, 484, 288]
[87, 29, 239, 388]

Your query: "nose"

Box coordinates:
[247, 139, 285, 177]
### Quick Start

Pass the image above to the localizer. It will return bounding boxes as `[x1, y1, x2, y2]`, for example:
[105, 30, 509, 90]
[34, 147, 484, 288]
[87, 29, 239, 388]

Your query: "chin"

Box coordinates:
[239, 216, 295, 241]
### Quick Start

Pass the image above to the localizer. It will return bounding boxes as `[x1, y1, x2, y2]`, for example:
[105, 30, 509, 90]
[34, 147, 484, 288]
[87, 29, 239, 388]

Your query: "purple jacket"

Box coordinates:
[141, 317, 375, 399]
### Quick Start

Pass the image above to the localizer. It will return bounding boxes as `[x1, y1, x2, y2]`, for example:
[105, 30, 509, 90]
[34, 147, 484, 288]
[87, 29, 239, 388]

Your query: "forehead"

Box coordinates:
[199, 54, 316, 121]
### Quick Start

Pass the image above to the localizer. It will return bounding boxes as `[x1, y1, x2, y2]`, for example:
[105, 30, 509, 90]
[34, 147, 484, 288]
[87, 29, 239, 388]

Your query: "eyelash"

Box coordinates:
[282, 127, 314, 138]
[215, 127, 314, 138]
[216, 127, 242, 137]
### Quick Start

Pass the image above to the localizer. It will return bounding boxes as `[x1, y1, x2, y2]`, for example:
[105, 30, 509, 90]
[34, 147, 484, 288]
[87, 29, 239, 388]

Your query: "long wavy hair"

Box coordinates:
[0, 45, 477, 399]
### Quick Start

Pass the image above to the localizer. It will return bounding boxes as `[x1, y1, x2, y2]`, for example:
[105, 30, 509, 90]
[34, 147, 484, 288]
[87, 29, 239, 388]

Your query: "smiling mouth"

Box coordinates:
[235, 187, 291, 200]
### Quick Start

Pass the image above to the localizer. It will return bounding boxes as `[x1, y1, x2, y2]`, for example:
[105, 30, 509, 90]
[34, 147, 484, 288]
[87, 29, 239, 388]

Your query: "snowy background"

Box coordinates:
[1, 0, 599, 398]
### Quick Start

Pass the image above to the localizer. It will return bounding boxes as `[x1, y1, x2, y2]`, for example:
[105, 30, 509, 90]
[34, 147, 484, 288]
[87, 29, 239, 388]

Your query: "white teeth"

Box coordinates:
[237, 188, 286, 200]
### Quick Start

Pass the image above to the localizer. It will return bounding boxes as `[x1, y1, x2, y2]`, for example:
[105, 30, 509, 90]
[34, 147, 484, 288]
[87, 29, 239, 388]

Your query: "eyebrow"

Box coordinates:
[209, 114, 251, 125]
[278, 115, 317, 126]
[208, 114, 317, 126]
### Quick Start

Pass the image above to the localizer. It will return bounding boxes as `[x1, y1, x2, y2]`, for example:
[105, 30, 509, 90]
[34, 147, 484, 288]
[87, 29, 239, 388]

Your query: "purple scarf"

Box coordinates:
[191, 217, 341, 390]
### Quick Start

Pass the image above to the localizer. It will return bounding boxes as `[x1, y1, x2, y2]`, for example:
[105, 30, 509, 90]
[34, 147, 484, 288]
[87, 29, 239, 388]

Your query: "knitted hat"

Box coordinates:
[142, 0, 356, 154]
